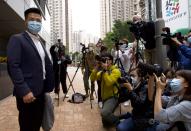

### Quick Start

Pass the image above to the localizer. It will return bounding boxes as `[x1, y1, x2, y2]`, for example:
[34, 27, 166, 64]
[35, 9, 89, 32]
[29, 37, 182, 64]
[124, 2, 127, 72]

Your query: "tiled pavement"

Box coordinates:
[0, 67, 131, 131]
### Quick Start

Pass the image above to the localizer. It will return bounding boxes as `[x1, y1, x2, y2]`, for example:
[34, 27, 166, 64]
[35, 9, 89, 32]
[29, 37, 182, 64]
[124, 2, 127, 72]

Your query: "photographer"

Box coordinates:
[50, 39, 72, 98]
[81, 43, 96, 98]
[90, 53, 121, 128]
[117, 67, 156, 131]
[113, 39, 133, 72]
[170, 37, 191, 70]
[154, 70, 191, 131]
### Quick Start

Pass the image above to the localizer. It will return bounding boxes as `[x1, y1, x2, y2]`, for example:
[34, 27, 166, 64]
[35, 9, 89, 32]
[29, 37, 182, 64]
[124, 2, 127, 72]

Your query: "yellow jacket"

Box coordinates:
[90, 65, 121, 101]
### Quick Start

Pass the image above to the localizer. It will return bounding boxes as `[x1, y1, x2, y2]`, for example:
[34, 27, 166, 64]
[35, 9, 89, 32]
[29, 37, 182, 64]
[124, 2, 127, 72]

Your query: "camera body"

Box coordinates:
[161, 27, 183, 61]
[95, 55, 110, 64]
[128, 21, 144, 38]
[80, 43, 89, 54]
[161, 27, 184, 45]
[137, 62, 163, 77]
[118, 75, 132, 85]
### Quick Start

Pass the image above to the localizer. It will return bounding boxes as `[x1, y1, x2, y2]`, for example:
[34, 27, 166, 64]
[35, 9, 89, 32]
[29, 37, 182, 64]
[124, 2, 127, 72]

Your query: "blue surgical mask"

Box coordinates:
[170, 78, 182, 93]
[131, 76, 138, 87]
[187, 37, 191, 44]
[27, 21, 42, 34]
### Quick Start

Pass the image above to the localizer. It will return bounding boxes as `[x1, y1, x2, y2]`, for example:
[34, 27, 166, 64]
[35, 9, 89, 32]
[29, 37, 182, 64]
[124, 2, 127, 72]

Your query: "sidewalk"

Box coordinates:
[0, 67, 131, 131]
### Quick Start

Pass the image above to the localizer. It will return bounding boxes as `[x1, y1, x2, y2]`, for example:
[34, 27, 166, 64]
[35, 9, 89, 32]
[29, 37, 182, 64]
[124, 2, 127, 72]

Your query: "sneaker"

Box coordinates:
[98, 102, 103, 108]
[123, 101, 130, 106]
[64, 94, 69, 98]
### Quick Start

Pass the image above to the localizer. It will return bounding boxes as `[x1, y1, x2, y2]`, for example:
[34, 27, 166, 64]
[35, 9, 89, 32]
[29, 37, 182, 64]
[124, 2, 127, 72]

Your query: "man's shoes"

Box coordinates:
[85, 93, 89, 98]
[98, 102, 103, 109]
[90, 94, 94, 100]
[54, 93, 59, 100]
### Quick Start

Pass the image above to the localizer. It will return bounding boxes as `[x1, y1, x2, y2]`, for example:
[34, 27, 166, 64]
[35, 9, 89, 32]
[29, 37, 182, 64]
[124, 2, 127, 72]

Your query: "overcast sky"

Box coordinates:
[70, 0, 100, 37]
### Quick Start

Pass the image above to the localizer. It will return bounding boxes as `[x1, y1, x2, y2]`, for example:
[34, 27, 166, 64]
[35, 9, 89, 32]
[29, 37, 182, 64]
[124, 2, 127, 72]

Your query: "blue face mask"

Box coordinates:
[170, 78, 182, 93]
[187, 37, 191, 44]
[27, 21, 42, 34]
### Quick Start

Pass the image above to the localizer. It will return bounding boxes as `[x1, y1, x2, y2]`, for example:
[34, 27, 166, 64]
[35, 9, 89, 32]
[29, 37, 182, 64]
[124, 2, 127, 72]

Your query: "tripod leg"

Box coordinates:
[89, 89, 93, 109]
[63, 72, 75, 101]
[63, 63, 82, 101]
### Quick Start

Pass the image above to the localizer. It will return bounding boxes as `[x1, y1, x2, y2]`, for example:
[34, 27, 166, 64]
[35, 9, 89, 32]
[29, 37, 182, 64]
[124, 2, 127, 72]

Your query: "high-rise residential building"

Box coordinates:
[139, 0, 156, 21]
[0, 0, 51, 99]
[100, 0, 140, 38]
[72, 31, 83, 53]
[48, 0, 65, 45]
[48, 0, 72, 53]
[71, 30, 99, 53]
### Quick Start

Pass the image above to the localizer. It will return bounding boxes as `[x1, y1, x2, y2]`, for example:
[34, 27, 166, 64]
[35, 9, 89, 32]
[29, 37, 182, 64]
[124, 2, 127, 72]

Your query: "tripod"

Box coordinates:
[114, 46, 125, 72]
[63, 45, 87, 103]
[63, 45, 97, 109]
[129, 37, 144, 72]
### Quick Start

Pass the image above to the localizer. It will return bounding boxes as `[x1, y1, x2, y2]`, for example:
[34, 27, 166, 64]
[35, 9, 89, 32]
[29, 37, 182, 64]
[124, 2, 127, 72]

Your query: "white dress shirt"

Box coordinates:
[26, 31, 46, 80]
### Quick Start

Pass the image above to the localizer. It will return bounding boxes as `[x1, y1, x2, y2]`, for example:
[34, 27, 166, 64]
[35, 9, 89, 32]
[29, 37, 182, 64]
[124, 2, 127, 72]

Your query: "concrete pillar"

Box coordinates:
[153, 0, 168, 69]
[154, 18, 167, 68]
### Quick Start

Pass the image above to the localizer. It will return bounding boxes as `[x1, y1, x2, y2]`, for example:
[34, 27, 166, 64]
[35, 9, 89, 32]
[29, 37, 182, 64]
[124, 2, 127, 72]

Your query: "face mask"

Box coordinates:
[27, 21, 42, 34]
[89, 47, 93, 51]
[187, 37, 191, 46]
[170, 78, 182, 93]
[131, 76, 138, 87]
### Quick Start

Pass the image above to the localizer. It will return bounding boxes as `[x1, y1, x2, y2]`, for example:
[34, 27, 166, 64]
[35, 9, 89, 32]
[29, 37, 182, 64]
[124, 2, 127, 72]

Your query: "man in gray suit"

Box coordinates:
[7, 8, 54, 131]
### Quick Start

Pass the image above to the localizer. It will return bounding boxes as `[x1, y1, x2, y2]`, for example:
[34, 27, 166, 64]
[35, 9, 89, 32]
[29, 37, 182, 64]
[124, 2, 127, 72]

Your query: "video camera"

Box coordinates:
[127, 21, 145, 39]
[137, 62, 163, 77]
[80, 43, 89, 54]
[161, 27, 184, 61]
[127, 20, 156, 50]
[161, 27, 184, 45]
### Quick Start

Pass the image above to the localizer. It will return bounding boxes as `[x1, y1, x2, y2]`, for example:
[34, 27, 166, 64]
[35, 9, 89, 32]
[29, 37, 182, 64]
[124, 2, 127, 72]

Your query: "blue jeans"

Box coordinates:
[101, 97, 119, 126]
[117, 117, 134, 131]
[117, 113, 157, 131]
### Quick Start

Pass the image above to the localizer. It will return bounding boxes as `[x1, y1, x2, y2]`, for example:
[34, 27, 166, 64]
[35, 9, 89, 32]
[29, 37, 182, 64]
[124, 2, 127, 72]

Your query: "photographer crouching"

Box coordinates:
[90, 53, 121, 128]
[116, 63, 159, 131]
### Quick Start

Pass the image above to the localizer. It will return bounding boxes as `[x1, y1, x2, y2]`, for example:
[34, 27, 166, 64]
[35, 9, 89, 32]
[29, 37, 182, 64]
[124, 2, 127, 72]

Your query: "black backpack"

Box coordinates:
[68, 93, 86, 104]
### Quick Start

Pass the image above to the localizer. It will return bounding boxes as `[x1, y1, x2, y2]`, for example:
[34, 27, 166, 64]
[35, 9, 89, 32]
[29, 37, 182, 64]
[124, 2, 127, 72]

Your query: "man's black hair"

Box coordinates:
[101, 53, 113, 62]
[24, 8, 41, 18]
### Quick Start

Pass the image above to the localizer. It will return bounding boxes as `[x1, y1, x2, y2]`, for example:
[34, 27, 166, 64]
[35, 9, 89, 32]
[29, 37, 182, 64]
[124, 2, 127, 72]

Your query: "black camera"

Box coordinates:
[128, 21, 144, 38]
[95, 55, 109, 64]
[118, 75, 132, 84]
[137, 62, 163, 77]
[161, 27, 183, 61]
[127, 21, 156, 50]
[161, 27, 184, 45]
[80, 43, 89, 54]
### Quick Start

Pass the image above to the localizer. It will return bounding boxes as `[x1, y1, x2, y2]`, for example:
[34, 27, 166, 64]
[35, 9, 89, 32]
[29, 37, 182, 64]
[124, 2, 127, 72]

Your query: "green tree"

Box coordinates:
[103, 20, 134, 50]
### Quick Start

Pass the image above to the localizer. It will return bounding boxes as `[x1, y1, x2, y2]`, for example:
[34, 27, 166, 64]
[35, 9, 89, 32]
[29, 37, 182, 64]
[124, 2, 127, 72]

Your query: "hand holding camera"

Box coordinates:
[171, 37, 182, 46]
[153, 73, 167, 90]
[123, 82, 133, 91]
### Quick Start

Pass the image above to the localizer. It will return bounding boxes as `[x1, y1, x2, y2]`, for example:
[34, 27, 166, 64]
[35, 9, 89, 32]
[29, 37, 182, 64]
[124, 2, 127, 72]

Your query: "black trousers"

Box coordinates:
[97, 80, 102, 102]
[16, 94, 44, 131]
[54, 66, 67, 94]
